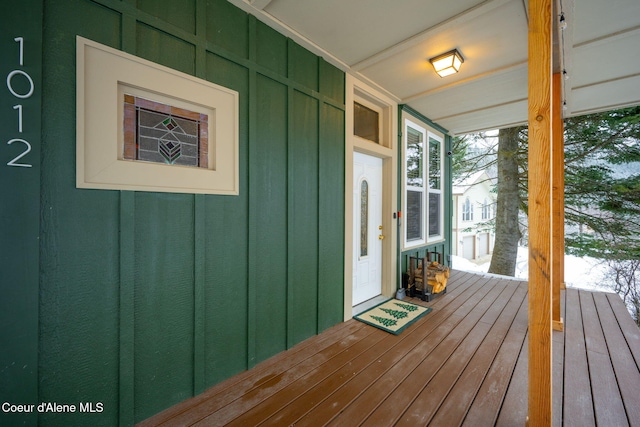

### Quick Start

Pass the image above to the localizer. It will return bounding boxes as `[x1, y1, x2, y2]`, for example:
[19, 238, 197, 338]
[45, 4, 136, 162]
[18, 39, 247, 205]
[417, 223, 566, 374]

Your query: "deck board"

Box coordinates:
[139, 270, 640, 427]
[395, 283, 523, 426]
[296, 273, 483, 426]
[607, 292, 640, 370]
[145, 321, 375, 426]
[581, 290, 629, 427]
[430, 282, 527, 427]
[325, 274, 494, 426]
[238, 271, 482, 426]
[594, 292, 640, 425]
[562, 288, 595, 426]
[197, 327, 387, 426]
[395, 321, 493, 426]
[461, 287, 528, 427]
[552, 289, 565, 427]
[361, 280, 508, 426]
[495, 333, 528, 427]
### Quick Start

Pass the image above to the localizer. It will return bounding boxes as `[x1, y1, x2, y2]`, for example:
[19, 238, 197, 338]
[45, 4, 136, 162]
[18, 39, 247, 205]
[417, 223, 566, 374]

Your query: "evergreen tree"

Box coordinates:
[452, 133, 498, 182]
[488, 127, 526, 276]
[563, 107, 640, 260]
[454, 107, 640, 301]
[563, 107, 640, 323]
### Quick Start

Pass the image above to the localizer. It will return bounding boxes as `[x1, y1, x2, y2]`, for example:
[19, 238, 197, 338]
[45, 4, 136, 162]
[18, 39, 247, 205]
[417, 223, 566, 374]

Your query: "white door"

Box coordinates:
[353, 152, 383, 305]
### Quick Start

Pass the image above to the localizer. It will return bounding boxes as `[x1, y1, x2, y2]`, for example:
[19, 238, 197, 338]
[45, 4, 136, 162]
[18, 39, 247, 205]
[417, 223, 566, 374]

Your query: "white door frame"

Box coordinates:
[344, 75, 398, 320]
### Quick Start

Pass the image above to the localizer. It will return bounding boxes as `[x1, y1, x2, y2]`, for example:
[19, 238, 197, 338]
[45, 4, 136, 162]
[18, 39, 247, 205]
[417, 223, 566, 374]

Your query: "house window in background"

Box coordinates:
[481, 198, 491, 220]
[462, 197, 473, 221]
[404, 119, 444, 248]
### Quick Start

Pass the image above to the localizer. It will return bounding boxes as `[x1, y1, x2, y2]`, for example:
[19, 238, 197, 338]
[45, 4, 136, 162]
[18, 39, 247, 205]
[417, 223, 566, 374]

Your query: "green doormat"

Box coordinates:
[354, 299, 432, 335]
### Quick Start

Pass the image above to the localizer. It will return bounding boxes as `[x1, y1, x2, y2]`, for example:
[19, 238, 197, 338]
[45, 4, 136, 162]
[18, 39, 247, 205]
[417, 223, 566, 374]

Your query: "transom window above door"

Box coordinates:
[354, 101, 379, 143]
[352, 89, 390, 149]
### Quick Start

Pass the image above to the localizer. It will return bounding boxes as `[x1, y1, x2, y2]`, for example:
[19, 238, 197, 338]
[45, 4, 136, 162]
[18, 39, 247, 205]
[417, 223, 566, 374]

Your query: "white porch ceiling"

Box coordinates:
[228, 0, 640, 135]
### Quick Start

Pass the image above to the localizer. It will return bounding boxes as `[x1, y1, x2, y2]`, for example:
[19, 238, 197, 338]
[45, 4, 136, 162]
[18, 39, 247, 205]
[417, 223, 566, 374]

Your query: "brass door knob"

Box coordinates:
[378, 235, 385, 240]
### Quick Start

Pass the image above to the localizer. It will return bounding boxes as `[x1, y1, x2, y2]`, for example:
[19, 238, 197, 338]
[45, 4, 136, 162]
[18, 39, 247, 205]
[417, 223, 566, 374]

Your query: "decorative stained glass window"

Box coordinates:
[360, 180, 369, 257]
[123, 94, 208, 168]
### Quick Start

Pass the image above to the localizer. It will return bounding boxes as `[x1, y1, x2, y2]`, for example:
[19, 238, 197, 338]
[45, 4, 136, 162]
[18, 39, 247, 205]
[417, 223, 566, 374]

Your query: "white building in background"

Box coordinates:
[452, 170, 496, 260]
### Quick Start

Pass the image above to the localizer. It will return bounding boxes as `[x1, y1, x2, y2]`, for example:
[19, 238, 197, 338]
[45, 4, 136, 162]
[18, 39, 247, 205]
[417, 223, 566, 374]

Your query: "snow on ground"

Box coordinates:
[452, 247, 611, 293]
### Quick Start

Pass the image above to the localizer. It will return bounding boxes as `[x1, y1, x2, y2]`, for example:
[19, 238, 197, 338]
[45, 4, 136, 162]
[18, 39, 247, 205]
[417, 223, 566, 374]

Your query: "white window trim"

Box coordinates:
[404, 119, 426, 247]
[402, 119, 445, 250]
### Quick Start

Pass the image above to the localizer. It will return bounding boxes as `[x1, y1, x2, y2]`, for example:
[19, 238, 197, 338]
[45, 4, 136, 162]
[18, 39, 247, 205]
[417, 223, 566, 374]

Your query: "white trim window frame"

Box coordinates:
[481, 198, 490, 220]
[462, 197, 474, 222]
[403, 119, 445, 249]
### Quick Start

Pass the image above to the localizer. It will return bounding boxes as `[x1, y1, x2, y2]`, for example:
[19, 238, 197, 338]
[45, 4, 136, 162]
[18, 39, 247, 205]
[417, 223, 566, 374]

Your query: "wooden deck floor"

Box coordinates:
[139, 270, 640, 426]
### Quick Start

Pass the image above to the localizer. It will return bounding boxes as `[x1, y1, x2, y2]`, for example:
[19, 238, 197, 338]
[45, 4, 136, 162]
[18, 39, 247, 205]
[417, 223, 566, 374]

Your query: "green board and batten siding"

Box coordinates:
[1, 0, 345, 425]
[0, 2, 42, 427]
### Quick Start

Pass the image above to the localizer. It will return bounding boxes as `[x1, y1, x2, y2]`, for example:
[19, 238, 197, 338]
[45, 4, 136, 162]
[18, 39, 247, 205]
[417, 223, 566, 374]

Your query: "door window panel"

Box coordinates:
[360, 180, 369, 257]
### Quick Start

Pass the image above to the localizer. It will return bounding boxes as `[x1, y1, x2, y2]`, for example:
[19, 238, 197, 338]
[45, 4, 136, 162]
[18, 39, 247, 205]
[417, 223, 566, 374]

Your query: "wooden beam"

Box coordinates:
[527, 0, 553, 424]
[552, 72, 565, 332]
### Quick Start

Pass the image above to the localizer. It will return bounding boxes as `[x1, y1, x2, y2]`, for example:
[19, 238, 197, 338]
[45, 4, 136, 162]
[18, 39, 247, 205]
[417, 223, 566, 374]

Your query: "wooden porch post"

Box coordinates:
[552, 72, 565, 331]
[528, 0, 553, 424]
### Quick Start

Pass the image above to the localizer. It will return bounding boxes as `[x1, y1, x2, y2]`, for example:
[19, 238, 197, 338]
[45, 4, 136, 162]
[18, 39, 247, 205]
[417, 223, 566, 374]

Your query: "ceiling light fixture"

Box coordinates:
[429, 49, 464, 78]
